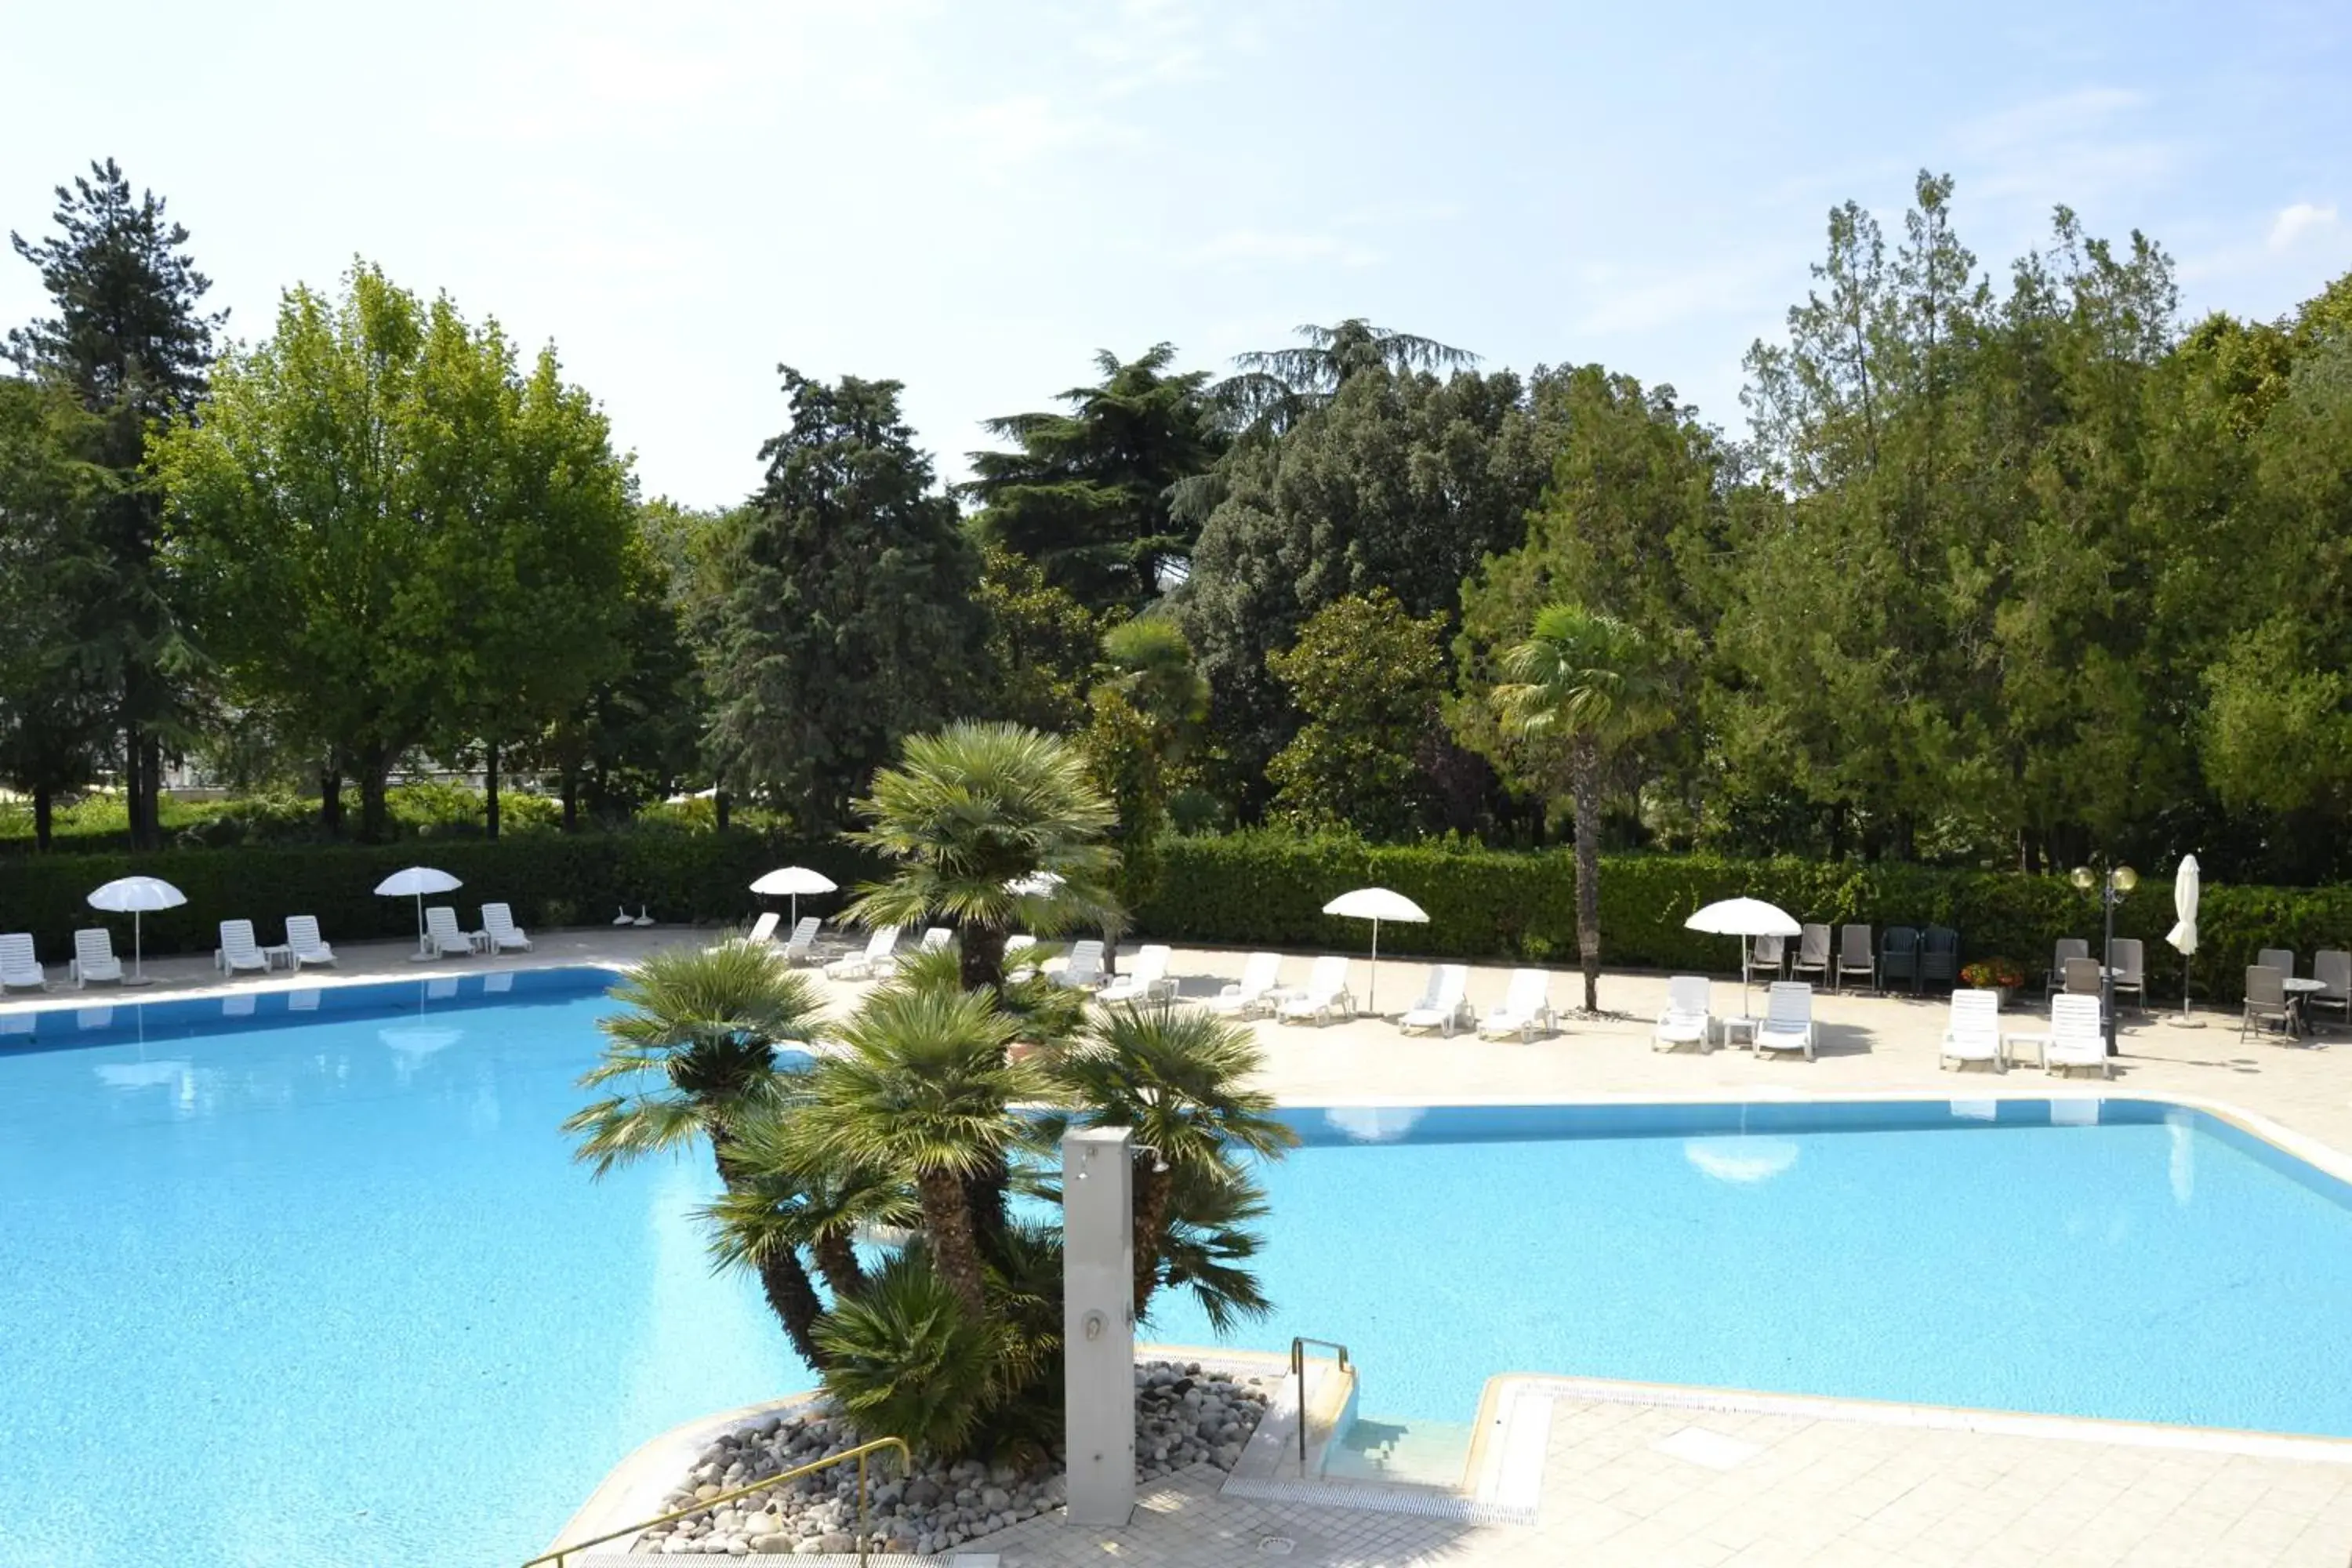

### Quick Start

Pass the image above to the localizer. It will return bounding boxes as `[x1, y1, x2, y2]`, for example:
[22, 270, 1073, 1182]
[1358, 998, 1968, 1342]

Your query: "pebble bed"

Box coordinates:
[633, 1361, 1272, 1556]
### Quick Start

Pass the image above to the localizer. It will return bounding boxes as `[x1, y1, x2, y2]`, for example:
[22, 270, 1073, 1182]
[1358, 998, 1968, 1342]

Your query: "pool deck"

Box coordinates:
[13, 927, 2352, 1565]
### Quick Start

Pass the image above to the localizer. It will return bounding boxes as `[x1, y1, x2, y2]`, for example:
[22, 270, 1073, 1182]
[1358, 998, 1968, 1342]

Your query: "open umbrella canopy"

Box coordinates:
[85, 876, 187, 913]
[1322, 887, 1428, 1013]
[1683, 897, 1799, 938]
[1004, 871, 1065, 899]
[373, 866, 462, 898]
[750, 866, 837, 897]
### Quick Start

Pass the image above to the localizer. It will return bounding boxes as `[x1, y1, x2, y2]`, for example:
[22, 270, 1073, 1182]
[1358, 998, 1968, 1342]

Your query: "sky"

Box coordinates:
[2, 0, 2347, 509]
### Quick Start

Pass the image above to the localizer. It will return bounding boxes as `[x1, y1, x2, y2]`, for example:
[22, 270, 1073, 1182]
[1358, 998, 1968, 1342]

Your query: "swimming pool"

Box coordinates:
[9, 975, 2352, 1568]
[1143, 1098, 2352, 1439]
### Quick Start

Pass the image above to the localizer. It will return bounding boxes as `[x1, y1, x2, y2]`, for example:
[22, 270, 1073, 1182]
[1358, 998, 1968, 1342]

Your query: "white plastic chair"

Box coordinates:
[1754, 981, 1816, 1060]
[2045, 993, 2111, 1077]
[1939, 988, 2002, 1071]
[1274, 956, 1355, 1025]
[285, 916, 336, 968]
[2310, 949, 2350, 1030]
[1653, 975, 1712, 1052]
[216, 920, 268, 976]
[1203, 953, 1284, 1018]
[423, 906, 474, 958]
[1003, 934, 1039, 982]
[70, 928, 124, 987]
[1396, 964, 1472, 1036]
[920, 927, 953, 953]
[1055, 939, 1106, 990]
[0, 933, 49, 991]
[1479, 968, 1556, 1041]
[480, 903, 532, 953]
[780, 916, 820, 965]
[826, 925, 901, 980]
[1099, 944, 1175, 1005]
[743, 911, 781, 946]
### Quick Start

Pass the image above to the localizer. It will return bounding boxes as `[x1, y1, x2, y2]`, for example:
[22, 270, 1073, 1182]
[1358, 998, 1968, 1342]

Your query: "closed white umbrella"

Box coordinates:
[1684, 897, 1802, 1016]
[750, 866, 837, 927]
[1323, 887, 1428, 1014]
[85, 876, 187, 985]
[2166, 854, 2201, 1026]
[374, 866, 463, 960]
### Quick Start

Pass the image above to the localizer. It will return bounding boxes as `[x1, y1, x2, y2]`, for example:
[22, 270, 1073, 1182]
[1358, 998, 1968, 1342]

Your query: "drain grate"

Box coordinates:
[1260, 1537, 1297, 1555]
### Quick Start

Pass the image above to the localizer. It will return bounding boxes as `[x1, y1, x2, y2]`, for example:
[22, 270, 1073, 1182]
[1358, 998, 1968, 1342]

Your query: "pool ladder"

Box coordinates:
[1290, 1336, 1352, 1473]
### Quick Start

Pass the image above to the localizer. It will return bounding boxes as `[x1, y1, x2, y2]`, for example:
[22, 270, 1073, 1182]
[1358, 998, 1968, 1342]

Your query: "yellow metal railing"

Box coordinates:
[524, 1436, 911, 1568]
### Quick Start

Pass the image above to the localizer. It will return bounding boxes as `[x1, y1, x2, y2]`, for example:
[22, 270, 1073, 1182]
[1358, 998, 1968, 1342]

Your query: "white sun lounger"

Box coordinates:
[1274, 955, 1355, 1025]
[2043, 993, 2111, 1078]
[1054, 938, 1106, 991]
[743, 911, 781, 946]
[216, 919, 269, 976]
[1754, 982, 1817, 1060]
[71, 928, 124, 988]
[779, 916, 820, 964]
[285, 916, 336, 968]
[1098, 944, 1176, 1005]
[1478, 968, 1556, 1041]
[1203, 952, 1285, 1018]
[1003, 934, 1039, 982]
[1397, 964, 1472, 1036]
[920, 927, 953, 952]
[0, 932, 49, 991]
[423, 906, 474, 958]
[826, 925, 901, 980]
[480, 903, 532, 953]
[1939, 988, 2002, 1070]
[1653, 975, 1712, 1051]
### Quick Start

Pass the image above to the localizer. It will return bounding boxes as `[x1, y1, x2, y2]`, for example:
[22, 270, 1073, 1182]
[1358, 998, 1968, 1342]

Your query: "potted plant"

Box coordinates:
[1960, 957, 2026, 1007]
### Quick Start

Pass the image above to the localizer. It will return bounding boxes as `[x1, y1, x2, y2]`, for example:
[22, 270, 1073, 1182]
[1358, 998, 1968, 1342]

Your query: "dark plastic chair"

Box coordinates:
[1878, 926, 1921, 993]
[1920, 927, 1959, 990]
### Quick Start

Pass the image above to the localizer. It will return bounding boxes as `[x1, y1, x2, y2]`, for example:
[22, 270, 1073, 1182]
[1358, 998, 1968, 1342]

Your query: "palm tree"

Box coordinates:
[801, 985, 1042, 1316]
[1213, 318, 1479, 435]
[1044, 1003, 1296, 1316]
[1492, 603, 1671, 1014]
[844, 721, 1123, 993]
[700, 1109, 919, 1300]
[561, 941, 833, 1363]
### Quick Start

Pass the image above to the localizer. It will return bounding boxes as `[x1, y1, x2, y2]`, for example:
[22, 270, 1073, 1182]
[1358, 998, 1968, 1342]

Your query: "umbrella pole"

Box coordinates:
[1369, 918, 1379, 1015]
[133, 911, 143, 985]
[416, 892, 426, 959]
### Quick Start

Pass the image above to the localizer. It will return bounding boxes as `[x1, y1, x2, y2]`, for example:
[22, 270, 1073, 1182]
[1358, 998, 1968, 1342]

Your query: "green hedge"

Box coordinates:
[1134, 833, 2352, 1005]
[0, 833, 880, 958]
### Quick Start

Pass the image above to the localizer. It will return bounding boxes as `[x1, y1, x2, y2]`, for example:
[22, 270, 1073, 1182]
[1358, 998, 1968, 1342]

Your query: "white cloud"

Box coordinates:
[1180, 230, 1381, 269]
[2268, 201, 2339, 251]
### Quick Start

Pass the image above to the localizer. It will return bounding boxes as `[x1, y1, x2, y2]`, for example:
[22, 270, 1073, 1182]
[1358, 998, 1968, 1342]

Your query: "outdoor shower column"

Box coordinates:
[1061, 1125, 1136, 1527]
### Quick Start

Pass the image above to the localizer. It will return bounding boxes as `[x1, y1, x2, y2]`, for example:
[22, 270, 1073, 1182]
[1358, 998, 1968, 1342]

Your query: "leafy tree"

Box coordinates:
[8, 159, 226, 848]
[1491, 603, 1670, 1012]
[702, 370, 987, 829]
[1214, 318, 1479, 435]
[0, 378, 113, 848]
[844, 721, 1122, 994]
[1081, 617, 1208, 943]
[561, 942, 832, 1366]
[962, 345, 1224, 614]
[1264, 590, 1450, 837]
[973, 544, 1100, 733]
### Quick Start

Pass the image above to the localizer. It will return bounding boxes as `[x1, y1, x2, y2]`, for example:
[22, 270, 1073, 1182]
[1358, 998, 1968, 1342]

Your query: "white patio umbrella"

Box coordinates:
[2166, 853, 2201, 1026]
[373, 866, 463, 960]
[86, 875, 187, 985]
[1684, 897, 1802, 1017]
[1322, 887, 1428, 1014]
[750, 866, 838, 927]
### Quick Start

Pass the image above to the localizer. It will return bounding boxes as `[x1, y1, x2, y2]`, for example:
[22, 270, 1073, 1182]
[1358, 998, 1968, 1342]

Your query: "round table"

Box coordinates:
[2283, 977, 2330, 1040]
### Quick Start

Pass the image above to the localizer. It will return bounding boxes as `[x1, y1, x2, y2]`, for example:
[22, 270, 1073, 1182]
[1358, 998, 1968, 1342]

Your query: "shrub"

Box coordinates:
[814, 1250, 1007, 1461]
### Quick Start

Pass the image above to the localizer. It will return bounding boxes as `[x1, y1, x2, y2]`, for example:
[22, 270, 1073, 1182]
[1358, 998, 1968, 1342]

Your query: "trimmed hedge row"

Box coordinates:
[1133, 833, 2352, 1006]
[0, 833, 880, 959]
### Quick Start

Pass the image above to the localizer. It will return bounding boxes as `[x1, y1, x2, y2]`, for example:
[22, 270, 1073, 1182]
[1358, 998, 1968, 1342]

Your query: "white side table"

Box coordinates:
[2002, 1032, 2051, 1069]
[1719, 1015, 1759, 1052]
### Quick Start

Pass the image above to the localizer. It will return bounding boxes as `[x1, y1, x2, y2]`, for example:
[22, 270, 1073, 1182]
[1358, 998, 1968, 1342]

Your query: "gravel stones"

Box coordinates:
[635, 1361, 1270, 1555]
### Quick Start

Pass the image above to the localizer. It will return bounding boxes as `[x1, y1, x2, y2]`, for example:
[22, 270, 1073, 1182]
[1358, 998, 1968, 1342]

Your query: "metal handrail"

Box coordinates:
[1290, 1336, 1351, 1470]
[523, 1436, 911, 1568]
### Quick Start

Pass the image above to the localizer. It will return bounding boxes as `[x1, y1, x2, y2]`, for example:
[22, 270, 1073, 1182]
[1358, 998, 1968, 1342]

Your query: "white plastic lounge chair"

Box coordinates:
[779, 916, 820, 965]
[70, 928, 124, 988]
[920, 927, 953, 952]
[1203, 952, 1285, 1018]
[743, 911, 781, 946]
[826, 925, 901, 980]
[1274, 955, 1354, 1025]
[1099, 944, 1176, 1005]
[1055, 938, 1106, 991]
[285, 915, 336, 968]
[423, 906, 474, 958]
[0, 933, 49, 991]
[1397, 964, 1472, 1036]
[2045, 993, 2111, 1077]
[216, 920, 268, 976]
[1939, 988, 2002, 1071]
[481, 903, 532, 953]
[1478, 968, 1556, 1041]
[1003, 934, 1039, 982]
[1653, 975, 1712, 1052]
[1754, 982, 1816, 1060]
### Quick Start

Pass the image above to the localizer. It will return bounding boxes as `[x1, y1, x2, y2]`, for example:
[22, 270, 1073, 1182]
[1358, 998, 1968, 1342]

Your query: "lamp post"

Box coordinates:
[2071, 862, 2138, 1058]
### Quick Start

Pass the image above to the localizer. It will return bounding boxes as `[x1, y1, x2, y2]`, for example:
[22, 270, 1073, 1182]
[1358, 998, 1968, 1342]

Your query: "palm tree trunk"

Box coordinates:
[1570, 735, 1603, 1014]
[960, 924, 1009, 995]
[919, 1170, 990, 1316]
[755, 1248, 831, 1369]
[1131, 1160, 1171, 1316]
[811, 1230, 867, 1300]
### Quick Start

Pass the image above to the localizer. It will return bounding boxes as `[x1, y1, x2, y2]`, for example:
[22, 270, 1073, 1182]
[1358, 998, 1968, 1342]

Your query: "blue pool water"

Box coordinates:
[9, 977, 2352, 1568]
[1145, 1099, 2352, 1436]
